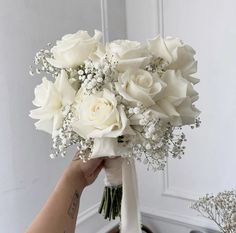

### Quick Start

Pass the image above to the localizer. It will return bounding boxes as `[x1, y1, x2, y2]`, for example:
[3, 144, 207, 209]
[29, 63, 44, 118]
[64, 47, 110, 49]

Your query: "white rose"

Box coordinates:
[89, 43, 106, 65]
[157, 70, 200, 125]
[29, 70, 76, 136]
[47, 30, 102, 68]
[73, 88, 135, 156]
[162, 70, 198, 104]
[148, 35, 199, 84]
[107, 40, 150, 72]
[176, 97, 200, 125]
[73, 88, 133, 138]
[115, 69, 166, 107]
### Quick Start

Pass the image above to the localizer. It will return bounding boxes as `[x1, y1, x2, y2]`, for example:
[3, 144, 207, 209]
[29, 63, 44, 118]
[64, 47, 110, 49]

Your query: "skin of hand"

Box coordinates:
[67, 153, 105, 189]
[25, 152, 105, 233]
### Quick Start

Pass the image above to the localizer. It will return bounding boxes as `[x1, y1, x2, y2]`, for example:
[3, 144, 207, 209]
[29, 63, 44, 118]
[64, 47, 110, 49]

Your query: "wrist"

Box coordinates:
[64, 162, 87, 192]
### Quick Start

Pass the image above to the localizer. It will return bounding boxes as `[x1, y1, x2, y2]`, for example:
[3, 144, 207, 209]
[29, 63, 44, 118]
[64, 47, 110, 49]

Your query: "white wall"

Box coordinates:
[0, 0, 126, 232]
[126, 0, 236, 232]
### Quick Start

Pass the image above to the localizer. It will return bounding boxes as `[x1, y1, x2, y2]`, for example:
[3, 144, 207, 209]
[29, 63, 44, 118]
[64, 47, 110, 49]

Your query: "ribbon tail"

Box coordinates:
[120, 157, 142, 233]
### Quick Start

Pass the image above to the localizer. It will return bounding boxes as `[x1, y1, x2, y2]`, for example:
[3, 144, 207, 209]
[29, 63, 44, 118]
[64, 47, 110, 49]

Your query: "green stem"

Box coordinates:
[98, 185, 122, 221]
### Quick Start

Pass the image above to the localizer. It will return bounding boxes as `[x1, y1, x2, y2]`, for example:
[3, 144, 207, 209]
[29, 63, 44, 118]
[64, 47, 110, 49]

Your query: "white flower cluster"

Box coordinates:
[78, 57, 117, 94]
[30, 44, 60, 78]
[191, 190, 236, 233]
[29, 30, 200, 170]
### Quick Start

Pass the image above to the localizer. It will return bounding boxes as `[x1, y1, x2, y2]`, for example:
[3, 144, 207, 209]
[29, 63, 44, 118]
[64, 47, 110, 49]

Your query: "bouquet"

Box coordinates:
[191, 190, 236, 233]
[29, 30, 200, 232]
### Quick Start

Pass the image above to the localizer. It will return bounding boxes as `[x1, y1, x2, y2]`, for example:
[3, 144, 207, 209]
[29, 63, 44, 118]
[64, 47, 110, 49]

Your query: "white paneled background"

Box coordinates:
[0, 0, 236, 232]
[126, 0, 236, 232]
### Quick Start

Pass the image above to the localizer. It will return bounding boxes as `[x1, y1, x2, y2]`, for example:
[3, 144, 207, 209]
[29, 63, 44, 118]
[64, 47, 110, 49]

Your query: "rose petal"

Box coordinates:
[176, 98, 201, 125]
[55, 70, 76, 105]
[147, 35, 173, 63]
[34, 119, 53, 135]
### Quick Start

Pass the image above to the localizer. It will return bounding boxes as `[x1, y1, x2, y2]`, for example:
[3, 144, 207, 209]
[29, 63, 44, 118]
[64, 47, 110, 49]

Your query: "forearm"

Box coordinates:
[25, 163, 85, 233]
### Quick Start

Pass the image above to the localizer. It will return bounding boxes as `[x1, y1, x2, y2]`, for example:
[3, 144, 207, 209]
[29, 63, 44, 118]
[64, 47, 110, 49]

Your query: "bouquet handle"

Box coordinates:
[98, 157, 142, 233]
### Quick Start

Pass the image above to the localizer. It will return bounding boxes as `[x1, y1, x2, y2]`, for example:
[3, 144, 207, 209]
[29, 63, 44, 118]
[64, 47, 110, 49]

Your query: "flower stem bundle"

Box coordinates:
[98, 185, 122, 220]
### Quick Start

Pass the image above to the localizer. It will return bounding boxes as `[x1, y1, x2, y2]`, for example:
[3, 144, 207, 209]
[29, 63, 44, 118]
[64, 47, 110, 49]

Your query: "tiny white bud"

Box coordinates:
[49, 67, 54, 72]
[62, 138, 67, 144]
[133, 107, 140, 114]
[152, 134, 157, 140]
[145, 143, 151, 150]
[145, 132, 151, 139]
[91, 79, 97, 85]
[128, 108, 134, 114]
[78, 69, 84, 75]
[84, 79, 89, 84]
[97, 77, 103, 83]
[87, 83, 93, 89]
[139, 119, 146, 125]
[87, 74, 93, 80]
[148, 126, 155, 133]
[29, 70, 34, 76]
[49, 153, 56, 159]
[94, 63, 99, 69]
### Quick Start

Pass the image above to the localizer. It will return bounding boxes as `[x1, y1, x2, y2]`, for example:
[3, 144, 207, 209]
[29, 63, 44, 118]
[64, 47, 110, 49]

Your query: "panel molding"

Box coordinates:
[75, 203, 220, 233]
[75, 203, 119, 233]
[76, 203, 99, 225]
[142, 207, 220, 233]
[101, 0, 127, 42]
[101, 0, 109, 43]
[162, 162, 201, 201]
[155, 0, 200, 202]
[155, 0, 165, 36]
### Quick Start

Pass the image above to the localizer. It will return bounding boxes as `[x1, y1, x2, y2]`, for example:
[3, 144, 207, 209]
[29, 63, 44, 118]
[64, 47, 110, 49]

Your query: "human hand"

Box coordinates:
[67, 152, 105, 189]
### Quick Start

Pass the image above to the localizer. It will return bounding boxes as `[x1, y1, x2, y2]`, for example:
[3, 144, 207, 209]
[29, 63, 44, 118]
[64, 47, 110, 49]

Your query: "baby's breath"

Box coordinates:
[145, 57, 169, 76]
[50, 106, 93, 159]
[191, 190, 236, 233]
[29, 44, 61, 78]
[77, 56, 118, 95]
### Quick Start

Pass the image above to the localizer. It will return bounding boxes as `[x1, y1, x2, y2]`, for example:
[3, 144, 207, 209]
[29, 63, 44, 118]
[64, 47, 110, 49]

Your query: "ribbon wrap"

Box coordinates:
[120, 157, 142, 233]
[102, 157, 142, 233]
[91, 138, 141, 232]
[104, 157, 122, 187]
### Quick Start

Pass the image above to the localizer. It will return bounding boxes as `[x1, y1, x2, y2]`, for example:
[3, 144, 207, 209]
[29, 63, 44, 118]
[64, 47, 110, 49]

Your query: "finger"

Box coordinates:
[88, 158, 104, 173]
[92, 163, 104, 179]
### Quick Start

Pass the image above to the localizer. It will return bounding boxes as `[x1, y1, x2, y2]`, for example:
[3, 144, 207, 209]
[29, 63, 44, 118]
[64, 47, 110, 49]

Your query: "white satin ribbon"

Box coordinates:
[120, 157, 142, 233]
[104, 157, 122, 186]
[91, 141, 142, 233]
